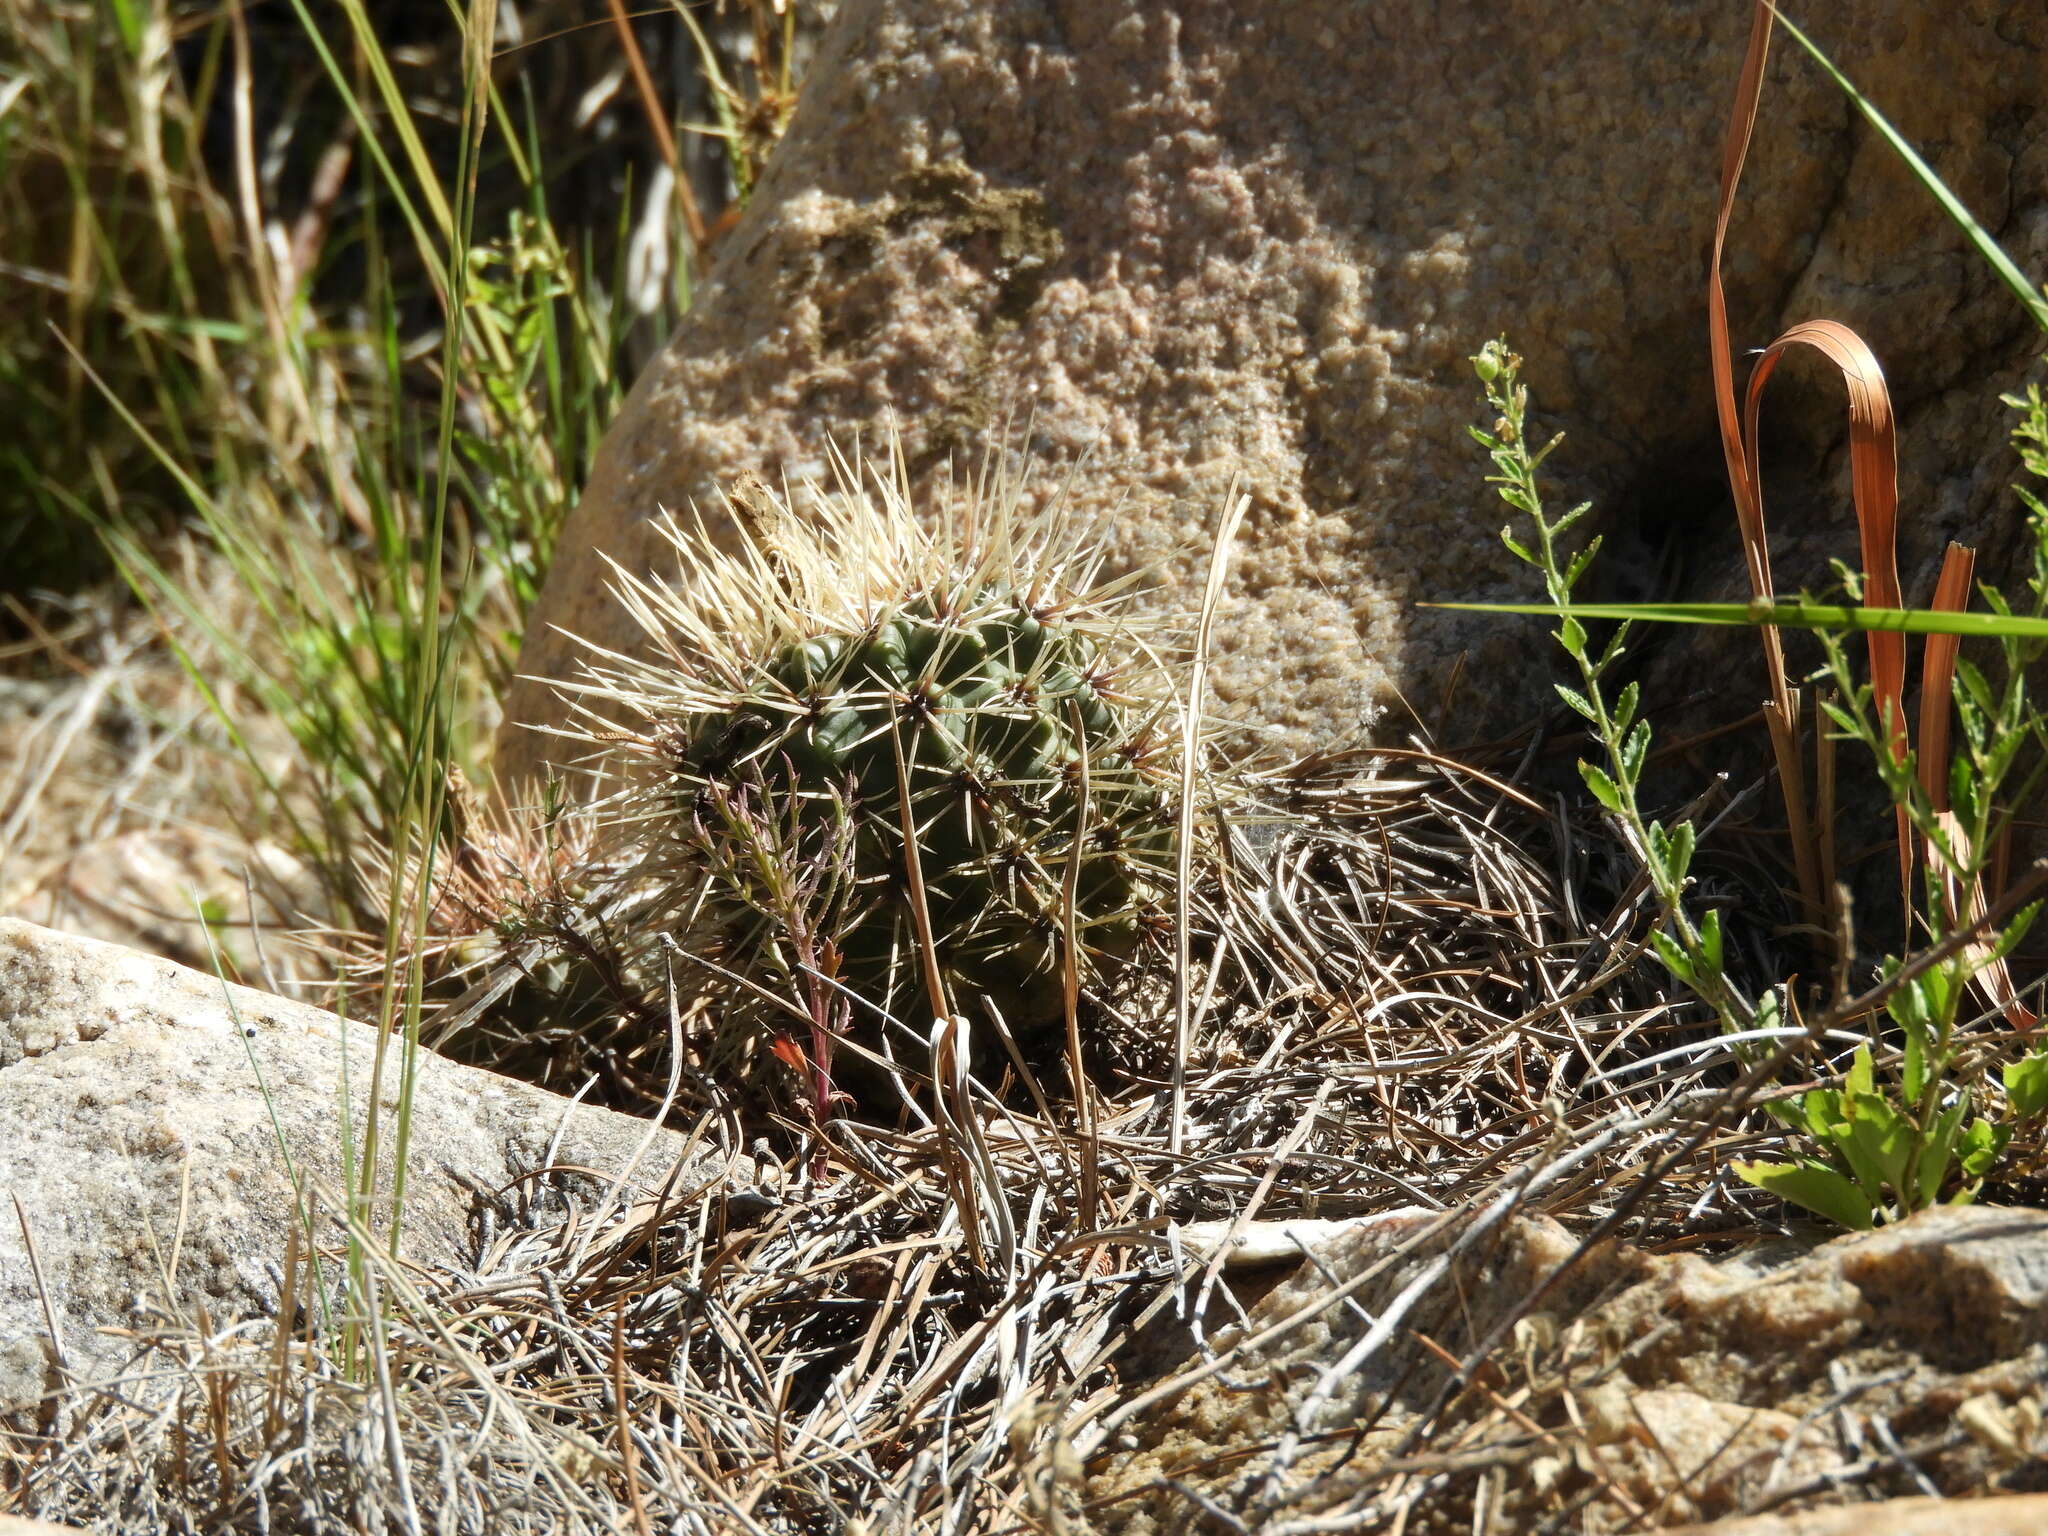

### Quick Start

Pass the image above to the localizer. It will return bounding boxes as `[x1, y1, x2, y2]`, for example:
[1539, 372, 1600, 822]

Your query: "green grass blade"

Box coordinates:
[1427, 598, 2048, 641]
[1769, 5, 2048, 337]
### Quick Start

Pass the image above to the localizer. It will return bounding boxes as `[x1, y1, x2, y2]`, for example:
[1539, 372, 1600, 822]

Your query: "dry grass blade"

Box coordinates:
[606, 0, 708, 258]
[1918, 544, 2040, 1032]
[9, 740, 1724, 1535]
[1917, 542, 1977, 820]
[1172, 485, 1249, 1158]
[1709, 1, 1963, 945]
[1707, 1, 1822, 938]
[1743, 317, 1910, 904]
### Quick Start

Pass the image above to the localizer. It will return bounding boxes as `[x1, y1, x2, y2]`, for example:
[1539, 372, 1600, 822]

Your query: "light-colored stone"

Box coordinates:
[0, 1516, 92, 1536]
[0, 919, 724, 1413]
[1091, 1205, 2048, 1535]
[1089, 1210, 1626, 1534]
[1595, 1389, 1840, 1528]
[503, 0, 2048, 785]
[1660, 1493, 2048, 1535]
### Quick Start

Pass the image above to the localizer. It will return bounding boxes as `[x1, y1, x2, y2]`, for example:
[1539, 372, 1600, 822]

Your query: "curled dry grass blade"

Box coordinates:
[1745, 318, 1908, 910]
[1917, 543, 1978, 818]
[1695, 1, 2045, 950]
[1708, 2, 1922, 941]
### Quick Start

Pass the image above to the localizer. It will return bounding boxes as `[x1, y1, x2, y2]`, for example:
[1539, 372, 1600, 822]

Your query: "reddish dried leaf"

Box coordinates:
[1743, 320, 1909, 903]
[1918, 542, 1978, 816]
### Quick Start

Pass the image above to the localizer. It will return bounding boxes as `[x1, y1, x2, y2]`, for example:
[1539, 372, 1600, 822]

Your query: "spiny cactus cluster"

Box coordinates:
[556, 443, 1188, 1106]
[669, 589, 1173, 1013]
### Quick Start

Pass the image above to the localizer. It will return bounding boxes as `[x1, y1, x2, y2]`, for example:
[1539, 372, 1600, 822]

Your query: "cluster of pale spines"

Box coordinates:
[549, 435, 1189, 1098]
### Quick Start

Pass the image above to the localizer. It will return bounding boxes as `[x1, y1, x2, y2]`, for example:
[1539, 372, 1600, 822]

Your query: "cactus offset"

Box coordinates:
[556, 442, 1184, 1103]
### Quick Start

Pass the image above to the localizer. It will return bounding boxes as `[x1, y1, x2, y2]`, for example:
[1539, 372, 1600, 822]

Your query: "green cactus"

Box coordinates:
[665, 588, 1174, 1036]
[558, 446, 1189, 1107]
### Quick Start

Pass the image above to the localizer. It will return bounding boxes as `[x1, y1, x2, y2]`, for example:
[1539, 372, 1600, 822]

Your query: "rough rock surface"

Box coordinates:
[1663, 1492, 2048, 1534]
[0, 919, 719, 1412]
[503, 0, 2048, 784]
[0, 1518, 88, 1536]
[1091, 1205, 2048, 1534]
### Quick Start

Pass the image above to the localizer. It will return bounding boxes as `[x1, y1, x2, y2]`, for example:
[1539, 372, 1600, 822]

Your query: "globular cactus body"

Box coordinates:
[671, 589, 1171, 1030]
[558, 445, 1185, 1101]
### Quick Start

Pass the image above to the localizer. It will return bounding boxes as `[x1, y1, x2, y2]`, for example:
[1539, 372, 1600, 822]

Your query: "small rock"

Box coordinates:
[0, 919, 728, 1412]
[1090, 1205, 2048, 1534]
[7, 826, 323, 986]
[1660, 1493, 2048, 1534]
[0, 1516, 94, 1536]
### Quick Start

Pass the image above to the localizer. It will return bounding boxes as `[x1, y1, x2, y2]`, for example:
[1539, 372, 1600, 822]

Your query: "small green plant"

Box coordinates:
[1469, 341, 2048, 1228]
[1734, 382, 2048, 1227]
[1471, 342, 1758, 1040]
[1454, 1, 2048, 1230]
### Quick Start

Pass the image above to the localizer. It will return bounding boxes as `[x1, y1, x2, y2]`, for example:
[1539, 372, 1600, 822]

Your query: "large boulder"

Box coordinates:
[0, 920, 722, 1413]
[501, 0, 2048, 785]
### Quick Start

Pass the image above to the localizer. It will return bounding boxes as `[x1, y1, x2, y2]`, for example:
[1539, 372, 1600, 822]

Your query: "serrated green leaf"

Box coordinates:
[1989, 902, 2042, 967]
[1613, 680, 1639, 734]
[1619, 720, 1650, 786]
[1821, 699, 1862, 737]
[1699, 907, 1724, 973]
[1565, 535, 1604, 588]
[1954, 655, 1998, 716]
[1555, 684, 1598, 721]
[1663, 820, 1696, 888]
[1596, 623, 1632, 669]
[1755, 987, 1783, 1035]
[1580, 761, 1623, 812]
[1649, 929, 1694, 986]
[1887, 970, 1931, 1035]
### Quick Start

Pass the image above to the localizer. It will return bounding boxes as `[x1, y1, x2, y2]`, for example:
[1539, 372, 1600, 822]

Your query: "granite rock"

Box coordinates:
[1090, 1205, 2048, 1535]
[1662, 1494, 2048, 1535]
[0, 919, 720, 1413]
[502, 0, 2048, 785]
